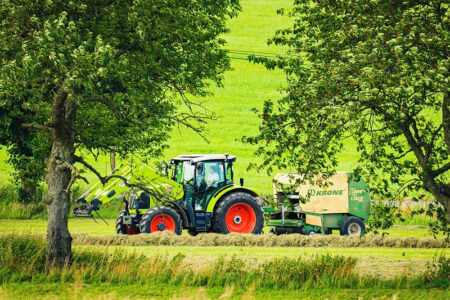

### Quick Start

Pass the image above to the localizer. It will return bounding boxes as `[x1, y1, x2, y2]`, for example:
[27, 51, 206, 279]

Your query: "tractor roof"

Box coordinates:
[170, 154, 236, 164]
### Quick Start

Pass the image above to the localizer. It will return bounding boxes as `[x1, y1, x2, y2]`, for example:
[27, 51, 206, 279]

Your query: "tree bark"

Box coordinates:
[45, 83, 76, 270]
[422, 174, 450, 222]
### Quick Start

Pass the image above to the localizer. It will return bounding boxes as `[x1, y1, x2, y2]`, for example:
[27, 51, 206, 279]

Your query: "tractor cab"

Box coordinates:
[169, 154, 235, 211]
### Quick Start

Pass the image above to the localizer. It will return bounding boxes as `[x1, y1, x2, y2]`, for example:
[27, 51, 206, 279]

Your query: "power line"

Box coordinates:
[226, 49, 285, 56]
[229, 56, 251, 61]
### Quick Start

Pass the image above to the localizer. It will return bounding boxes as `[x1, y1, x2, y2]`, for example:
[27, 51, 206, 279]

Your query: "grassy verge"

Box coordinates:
[0, 235, 448, 299]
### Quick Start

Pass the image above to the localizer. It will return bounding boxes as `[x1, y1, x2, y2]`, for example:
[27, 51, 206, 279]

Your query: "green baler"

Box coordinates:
[265, 172, 370, 236]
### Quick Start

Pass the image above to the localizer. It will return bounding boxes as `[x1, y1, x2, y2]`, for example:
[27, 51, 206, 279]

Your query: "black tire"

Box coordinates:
[212, 192, 264, 234]
[187, 229, 198, 236]
[340, 216, 365, 236]
[139, 205, 183, 235]
[115, 210, 128, 234]
[305, 229, 317, 235]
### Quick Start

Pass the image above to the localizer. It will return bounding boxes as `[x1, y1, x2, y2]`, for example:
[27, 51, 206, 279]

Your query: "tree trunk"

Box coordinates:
[402, 122, 450, 223]
[45, 84, 76, 270]
[46, 147, 73, 270]
[423, 174, 450, 223]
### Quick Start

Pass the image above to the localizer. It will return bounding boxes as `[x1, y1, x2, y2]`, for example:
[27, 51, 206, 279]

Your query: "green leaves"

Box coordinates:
[0, 0, 240, 195]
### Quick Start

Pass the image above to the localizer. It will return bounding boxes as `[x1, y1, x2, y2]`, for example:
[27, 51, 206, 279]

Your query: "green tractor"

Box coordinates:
[73, 154, 264, 235]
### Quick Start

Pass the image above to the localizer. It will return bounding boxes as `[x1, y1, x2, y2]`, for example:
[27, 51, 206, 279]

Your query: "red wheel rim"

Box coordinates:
[150, 214, 176, 232]
[225, 203, 256, 234]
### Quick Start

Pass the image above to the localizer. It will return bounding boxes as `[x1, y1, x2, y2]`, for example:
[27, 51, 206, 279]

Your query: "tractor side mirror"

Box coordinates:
[240, 178, 244, 186]
[160, 161, 169, 176]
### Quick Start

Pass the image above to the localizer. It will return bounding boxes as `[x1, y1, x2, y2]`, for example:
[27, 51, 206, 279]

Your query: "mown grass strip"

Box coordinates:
[69, 231, 448, 248]
[1, 231, 447, 248]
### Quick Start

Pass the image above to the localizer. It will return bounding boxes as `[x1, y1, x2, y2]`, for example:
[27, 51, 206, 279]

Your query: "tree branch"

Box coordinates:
[394, 149, 413, 160]
[431, 162, 450, 179]
[425, 124, 443, 161]
[74, 155, 106, 185]
[400, 122, 426, 167]
[21, 123, 53, 132]
[58, 161, 89, 192]
[81, 97, 141, 128]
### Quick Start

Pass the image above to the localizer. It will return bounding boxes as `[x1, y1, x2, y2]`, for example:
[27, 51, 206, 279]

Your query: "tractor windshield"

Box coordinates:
[195, 161, 225, 189]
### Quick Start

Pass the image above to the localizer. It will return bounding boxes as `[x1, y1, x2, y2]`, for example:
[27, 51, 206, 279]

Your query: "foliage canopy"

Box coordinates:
[245, 0, 449, 228]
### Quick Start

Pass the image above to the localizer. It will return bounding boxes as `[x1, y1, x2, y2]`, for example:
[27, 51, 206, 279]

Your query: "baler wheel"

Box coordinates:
[305, 229, 317, 235]
[340, 216, 365, 236]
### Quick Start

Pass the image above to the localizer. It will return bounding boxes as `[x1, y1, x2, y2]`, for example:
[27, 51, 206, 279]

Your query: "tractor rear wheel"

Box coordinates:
[340, 216, 365, 236]
[212, 192, 264, 234]
[115, 210, 128, 234]
[139, 205, 183, 235]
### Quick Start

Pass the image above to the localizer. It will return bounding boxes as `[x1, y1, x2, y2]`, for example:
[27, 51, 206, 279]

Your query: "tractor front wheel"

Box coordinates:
[213, 192, 264, 234]
[140, 205, 183, 235]
[115, 210, 128, 234]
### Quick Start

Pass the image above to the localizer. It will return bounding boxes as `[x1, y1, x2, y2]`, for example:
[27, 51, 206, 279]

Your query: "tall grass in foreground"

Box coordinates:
[0, 235, 447, 290]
